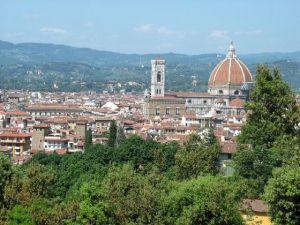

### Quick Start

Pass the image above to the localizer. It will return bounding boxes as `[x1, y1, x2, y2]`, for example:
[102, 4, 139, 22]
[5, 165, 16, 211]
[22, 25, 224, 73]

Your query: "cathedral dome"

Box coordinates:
[208, 42, 253, 86]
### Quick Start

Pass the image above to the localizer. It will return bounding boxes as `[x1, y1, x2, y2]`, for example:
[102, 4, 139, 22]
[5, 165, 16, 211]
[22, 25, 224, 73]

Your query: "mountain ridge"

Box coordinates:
[1, 40, 300, 66]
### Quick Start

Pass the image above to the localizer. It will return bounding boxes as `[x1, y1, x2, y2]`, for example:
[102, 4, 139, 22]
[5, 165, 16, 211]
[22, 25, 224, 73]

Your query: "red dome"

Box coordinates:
[208, 43, 253, 86]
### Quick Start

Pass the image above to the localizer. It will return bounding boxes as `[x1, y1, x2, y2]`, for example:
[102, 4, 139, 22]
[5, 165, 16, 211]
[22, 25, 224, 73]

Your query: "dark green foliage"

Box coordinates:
[115, 135, 159, 168]
[175, 133, 221, 179]
[233, 146, 277, 196]
[103, 164, 163, 225]
[107, 121, 117, 148]
[270, 135, 300, 167]
[160, 176, 244, 225]
[264, 165, 300, 225]
[115, 126, 126, 147]
[0, 155, 13, 206]
[238, 65, 299, 148]
[234, 65, 300, 198]
[68, 181, 110, 225]
[153, 141, 179, 173]
[8, 205, 33, 225]
[85, 128, 93, 149]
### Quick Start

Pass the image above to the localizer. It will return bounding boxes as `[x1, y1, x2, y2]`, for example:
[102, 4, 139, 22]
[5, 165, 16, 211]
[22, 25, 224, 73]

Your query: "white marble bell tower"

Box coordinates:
[150, 59, 165, 97]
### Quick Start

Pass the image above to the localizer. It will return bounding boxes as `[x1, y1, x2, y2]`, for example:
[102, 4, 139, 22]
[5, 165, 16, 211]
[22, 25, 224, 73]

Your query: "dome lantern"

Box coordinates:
[227, 41, 236, 58]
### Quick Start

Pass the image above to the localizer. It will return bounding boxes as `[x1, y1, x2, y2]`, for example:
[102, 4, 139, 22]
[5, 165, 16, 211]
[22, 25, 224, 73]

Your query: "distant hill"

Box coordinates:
[1, 40, 300, 92]
[2, 40, 300, 66]
[0, 40, 221, 66]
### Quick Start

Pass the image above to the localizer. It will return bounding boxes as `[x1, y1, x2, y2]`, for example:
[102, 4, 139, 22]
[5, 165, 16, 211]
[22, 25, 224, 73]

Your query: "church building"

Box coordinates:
[144, 42, 254, 120]
[144, 59, 185, 119]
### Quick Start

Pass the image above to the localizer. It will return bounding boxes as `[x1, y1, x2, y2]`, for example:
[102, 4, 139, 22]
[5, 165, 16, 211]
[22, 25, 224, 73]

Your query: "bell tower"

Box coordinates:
[151, 59, 165, 97]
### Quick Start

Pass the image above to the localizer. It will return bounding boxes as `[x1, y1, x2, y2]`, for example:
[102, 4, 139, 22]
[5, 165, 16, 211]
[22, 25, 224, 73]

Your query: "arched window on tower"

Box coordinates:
[234, 90, 239, 95]
[157, 71, 161, 82]
[218, 90, 223, 95]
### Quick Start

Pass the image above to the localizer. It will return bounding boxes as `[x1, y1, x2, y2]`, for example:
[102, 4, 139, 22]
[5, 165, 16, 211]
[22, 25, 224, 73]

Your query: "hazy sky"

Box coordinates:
[1, 0, 299, 54]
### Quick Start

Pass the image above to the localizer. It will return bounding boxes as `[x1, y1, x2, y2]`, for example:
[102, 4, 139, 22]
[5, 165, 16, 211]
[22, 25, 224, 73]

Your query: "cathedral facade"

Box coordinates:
[144, 42, 254, 120]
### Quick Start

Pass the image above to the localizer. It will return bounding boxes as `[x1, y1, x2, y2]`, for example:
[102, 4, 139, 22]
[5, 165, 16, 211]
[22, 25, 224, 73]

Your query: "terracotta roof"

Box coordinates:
[94, 117, 115, 121]
[26, 104, 82, 112]
[0, 133, 32, 138]
[123, 120, 135, 125]
[45, 137, 69, 141]
[229, 98, 245, 108]
[5, 111, 30, 116]
[208, 55, 253, 86]
[55, 149, 67, 155]
[33, 124, 49, 128]
[240, 199, 268, 213]
[221, 141, 237, 154]
[183, 113, 198, 120]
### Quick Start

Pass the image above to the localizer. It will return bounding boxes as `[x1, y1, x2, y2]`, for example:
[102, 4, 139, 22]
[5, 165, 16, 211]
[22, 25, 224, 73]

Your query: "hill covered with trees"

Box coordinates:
[1, 40, 300, 92]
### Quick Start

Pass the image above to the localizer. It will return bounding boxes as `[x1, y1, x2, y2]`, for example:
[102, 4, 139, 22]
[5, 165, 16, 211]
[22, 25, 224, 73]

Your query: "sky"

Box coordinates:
[1, 0, 299, 54]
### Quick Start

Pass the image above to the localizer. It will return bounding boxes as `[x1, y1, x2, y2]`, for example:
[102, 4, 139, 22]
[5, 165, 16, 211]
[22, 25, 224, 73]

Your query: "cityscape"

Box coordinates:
[0, 1, 299, 225]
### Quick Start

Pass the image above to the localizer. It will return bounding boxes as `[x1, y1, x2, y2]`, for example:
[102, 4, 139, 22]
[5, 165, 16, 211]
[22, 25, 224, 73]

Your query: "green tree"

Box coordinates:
[160, 176, 244, 225]
[233, 145, 276, 197]
[22, 164, 55, 201]
[115, 135, 159, 168]
[68, 181, 109, 225]
[107, 120, 117, 148]
[238, 65, 299, 148]
[153, 141, 179, 173]
[85, 128, 93, 149]
[235, 65, 300, 197]
[7, 205, 33, 225]
[264, 165, 300, 225]
[175, 133, 220, 180]
[115, 126, 126, 147]
[0, 154, 13, 206]
[270, 135, 300, 167]
[103, 164, 162, 225]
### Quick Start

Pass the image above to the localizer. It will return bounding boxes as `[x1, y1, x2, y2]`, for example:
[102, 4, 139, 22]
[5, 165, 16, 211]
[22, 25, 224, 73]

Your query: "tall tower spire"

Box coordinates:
[150, 59, 165, 97]
[227, 41, 236, 58]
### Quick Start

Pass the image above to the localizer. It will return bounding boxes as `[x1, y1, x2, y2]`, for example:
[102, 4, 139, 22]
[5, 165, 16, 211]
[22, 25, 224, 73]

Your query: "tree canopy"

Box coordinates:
[238, 65, 299, 148]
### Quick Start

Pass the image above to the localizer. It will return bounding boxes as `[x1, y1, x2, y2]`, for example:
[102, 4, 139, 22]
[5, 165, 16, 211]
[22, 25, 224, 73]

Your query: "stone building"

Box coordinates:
[31, 124, 51, 152]
[0, 133, 32, 157]
[144, 42, 254, 119]
[67, 119, 87, 139]
[144, 59, 185, 119]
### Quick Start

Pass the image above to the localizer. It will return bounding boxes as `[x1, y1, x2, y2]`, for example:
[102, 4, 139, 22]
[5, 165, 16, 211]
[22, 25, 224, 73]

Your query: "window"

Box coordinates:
[157, 71, 161, 82]
[234, 90, 239, 95]
[156, 107, 160, 115]
[203, 100, 207, 104]
[187, 99, 192, 103]
[176, 107, 180, 116]
[166, 107, 170, 115]
[218, 90, 223, 94]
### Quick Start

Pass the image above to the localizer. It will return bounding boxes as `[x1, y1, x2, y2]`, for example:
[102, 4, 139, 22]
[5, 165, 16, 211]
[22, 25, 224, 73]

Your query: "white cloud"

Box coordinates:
[209, 30, 229, 40]
[133, 24, 177, 36]
[157, 26, 174, 35]
[133, 24, 155, 33]
[40, 27, 67, 34]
